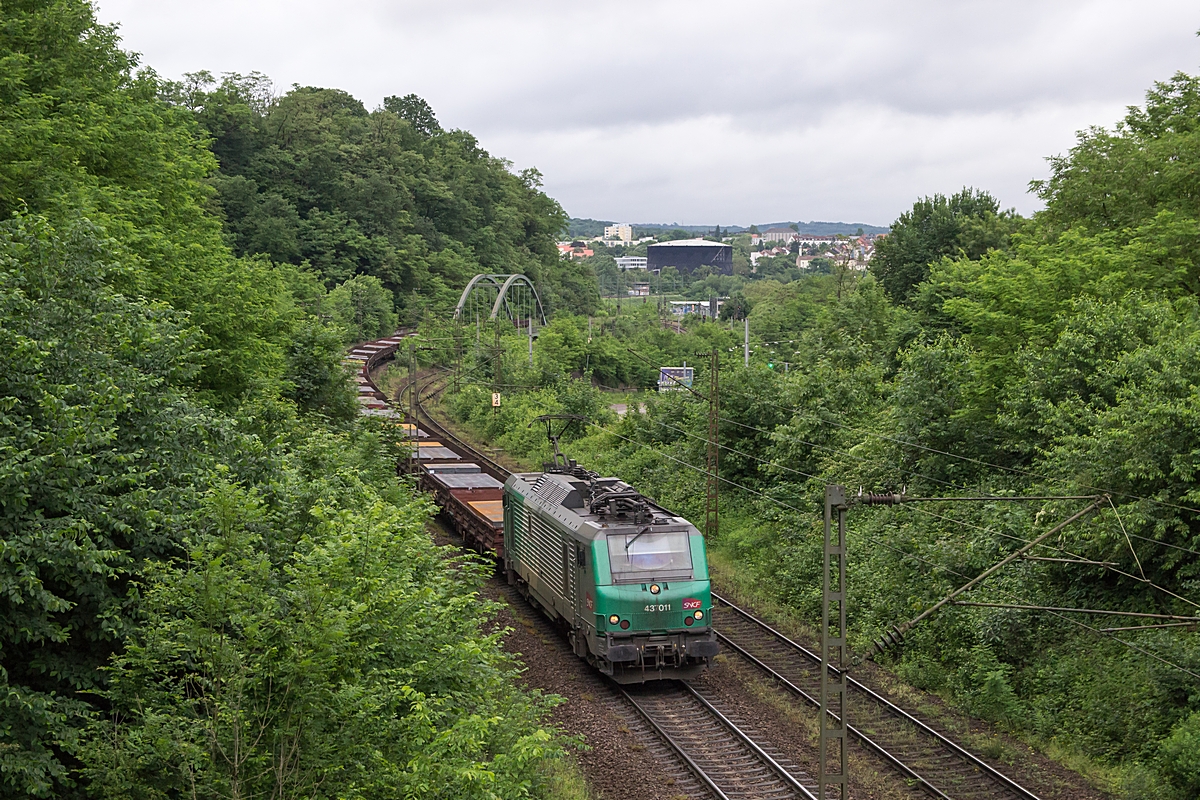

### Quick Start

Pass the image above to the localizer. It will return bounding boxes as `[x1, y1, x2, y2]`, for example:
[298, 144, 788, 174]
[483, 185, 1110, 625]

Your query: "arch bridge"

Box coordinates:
[454, 274, 547, 328]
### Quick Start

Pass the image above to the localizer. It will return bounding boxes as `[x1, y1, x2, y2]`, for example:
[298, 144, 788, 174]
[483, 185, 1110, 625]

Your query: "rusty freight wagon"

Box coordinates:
[420, 465, 506, 557]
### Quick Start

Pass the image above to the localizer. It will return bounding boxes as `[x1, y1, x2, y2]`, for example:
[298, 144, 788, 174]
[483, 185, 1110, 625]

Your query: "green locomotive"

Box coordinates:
[503, 459, 719, 683]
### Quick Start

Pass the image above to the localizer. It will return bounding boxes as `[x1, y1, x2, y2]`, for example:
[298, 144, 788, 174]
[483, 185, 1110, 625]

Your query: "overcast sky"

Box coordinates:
[96, 1, 1200, 227]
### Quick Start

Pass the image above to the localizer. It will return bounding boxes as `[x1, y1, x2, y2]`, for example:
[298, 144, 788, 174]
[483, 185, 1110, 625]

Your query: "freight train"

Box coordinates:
[350, 334, 718, 682]
[504, 457, 719, 682]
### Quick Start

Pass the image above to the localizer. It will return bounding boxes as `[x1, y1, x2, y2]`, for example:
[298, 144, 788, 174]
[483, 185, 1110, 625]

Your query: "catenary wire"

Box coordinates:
[715, 381, 1200, 516]
[586, 419, 1200, 681]
[625, 330, 1197, 513]
[653, 413, 1200, 612]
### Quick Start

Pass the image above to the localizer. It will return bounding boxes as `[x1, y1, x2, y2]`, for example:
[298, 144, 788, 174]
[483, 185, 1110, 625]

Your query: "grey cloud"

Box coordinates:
[97, 0, 1200, 224]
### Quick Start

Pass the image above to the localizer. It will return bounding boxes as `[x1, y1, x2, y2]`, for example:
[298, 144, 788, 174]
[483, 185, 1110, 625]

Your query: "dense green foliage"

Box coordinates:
[445, 72, 1200, 799]
[178, 72, 589, 318]
[0, 3, 321, 404]
[872, 187, 1019, 303]
[0, 2, 568, 796]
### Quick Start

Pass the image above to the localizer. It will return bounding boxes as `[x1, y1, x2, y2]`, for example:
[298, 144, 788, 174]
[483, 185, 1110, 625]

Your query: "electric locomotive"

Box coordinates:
[503, 456, 719, 683]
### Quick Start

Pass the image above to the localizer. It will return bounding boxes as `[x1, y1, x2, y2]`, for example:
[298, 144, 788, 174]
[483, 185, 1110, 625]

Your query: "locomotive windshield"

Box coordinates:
[607, 530, 693, 582]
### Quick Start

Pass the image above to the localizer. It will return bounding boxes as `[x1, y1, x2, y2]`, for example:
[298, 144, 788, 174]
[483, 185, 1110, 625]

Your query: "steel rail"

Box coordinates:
[714, 630, 949, 800]
[406, 374, 1034, 800]
[682, 684, 816, 800]
[713, 592, 1041, 800]
[618, 688, 733, 800]
[411, 371, 512, 480]
[619, 683, 814, 800]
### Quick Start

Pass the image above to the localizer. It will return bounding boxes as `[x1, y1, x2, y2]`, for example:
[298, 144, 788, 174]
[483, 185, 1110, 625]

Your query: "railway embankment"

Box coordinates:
[408, 370, 1107, 800]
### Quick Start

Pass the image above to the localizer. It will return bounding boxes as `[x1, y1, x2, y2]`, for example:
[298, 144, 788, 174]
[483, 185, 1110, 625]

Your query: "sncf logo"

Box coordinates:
[682, 598, 702, 610]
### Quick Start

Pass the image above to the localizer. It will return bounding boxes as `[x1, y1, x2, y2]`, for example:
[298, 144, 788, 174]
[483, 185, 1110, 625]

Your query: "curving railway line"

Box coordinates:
[359, 348, 1045, 800]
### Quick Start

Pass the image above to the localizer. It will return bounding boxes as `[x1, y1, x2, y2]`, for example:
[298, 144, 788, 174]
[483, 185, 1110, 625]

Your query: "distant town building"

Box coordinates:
[760, 226, 799, 243]
[615, 256, 648, 270]
[669, 299, 723, 317]
[556, 241, 594, 259]
[628, 282, 651, 296]
[604, 223, 633, 243]
[647, 239, 733, 274]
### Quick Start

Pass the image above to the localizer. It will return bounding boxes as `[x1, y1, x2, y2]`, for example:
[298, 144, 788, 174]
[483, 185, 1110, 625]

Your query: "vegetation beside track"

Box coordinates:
[433, 75, 1200, 799]
[0, 3, 575, 796]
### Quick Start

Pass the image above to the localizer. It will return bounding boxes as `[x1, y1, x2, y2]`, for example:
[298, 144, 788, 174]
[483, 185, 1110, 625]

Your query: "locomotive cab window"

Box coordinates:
[607, 530, 693, 582]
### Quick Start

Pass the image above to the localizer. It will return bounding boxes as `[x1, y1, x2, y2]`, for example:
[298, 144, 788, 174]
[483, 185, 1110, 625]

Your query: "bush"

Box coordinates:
[326, 274, 398, 343]
[1159, 712, 1200, 798]
[84, 440, 563, 798]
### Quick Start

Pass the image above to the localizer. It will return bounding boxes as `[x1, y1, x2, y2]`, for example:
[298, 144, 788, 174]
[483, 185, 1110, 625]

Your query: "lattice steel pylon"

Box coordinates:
[705, 349, 719, 541]
[820, 485, 849, 800]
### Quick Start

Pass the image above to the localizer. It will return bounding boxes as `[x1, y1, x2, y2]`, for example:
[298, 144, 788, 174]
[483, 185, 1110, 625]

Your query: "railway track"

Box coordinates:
[409, 374, 816, 798]
[405, 369, 1042, 800]
[712, 594, 1039, 800]
[620, 682, 815, 800]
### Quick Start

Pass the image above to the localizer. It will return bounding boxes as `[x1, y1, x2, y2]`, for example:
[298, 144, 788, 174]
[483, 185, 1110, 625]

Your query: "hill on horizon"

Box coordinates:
[566, 217, 888, 238]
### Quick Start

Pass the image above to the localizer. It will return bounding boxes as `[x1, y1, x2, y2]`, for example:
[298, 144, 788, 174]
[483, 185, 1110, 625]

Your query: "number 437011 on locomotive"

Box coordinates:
[503, 457, 720, 683]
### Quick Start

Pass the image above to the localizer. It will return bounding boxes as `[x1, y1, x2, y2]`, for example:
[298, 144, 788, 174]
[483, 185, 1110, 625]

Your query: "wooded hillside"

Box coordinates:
[0, 3, 567, 796]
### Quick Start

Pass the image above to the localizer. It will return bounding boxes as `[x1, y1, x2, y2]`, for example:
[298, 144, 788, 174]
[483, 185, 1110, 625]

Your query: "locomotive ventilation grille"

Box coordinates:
[532, 477, 570, 508]
[515, 509, 568, 599]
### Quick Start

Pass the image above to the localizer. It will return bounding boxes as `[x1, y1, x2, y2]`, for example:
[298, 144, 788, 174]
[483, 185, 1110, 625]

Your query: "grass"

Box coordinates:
[542, 757, 596, 800]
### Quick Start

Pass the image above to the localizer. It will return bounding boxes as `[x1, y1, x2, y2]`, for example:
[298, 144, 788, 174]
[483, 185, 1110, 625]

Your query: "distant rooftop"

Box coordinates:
[648, 238, 729, 247]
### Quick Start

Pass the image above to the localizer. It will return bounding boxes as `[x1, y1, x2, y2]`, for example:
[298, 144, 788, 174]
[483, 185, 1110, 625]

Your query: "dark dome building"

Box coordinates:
[647, 238, 733, 275]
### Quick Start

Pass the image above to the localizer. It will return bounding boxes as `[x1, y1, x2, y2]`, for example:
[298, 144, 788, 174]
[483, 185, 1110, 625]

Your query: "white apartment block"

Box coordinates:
[615, 256, 647, 270]
[604, 223, 633, 243]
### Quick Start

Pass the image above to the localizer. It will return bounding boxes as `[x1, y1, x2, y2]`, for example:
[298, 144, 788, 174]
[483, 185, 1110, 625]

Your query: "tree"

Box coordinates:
[383, 92, 442, 136]
[719, 291, 752, 321]
[871, 187, 1017, 303]
[0, 1, 302, 404]
[190, 80, 576, 318]
[283, 322, 358, 419]
[325, 273, 398, 343]
[1033, 71, 1200, 236]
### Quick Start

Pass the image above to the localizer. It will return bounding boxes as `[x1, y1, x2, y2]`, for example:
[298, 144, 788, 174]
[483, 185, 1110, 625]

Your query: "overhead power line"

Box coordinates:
[585, 419, 1200, 682]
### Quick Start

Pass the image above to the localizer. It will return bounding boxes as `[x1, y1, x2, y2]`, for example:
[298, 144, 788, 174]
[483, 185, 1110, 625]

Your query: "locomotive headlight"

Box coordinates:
[694, 610, 704, 620]
[649, 584, 661, 595]
[608, 614, 620, 625]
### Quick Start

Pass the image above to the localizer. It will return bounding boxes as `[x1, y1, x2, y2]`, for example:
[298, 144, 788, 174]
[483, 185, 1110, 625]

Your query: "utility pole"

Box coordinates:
[408, 339, 418, 471]
[819, 485, 849, 800]
[705, 349, 719, 541]
[454, 319, 463, 391]
[528, 314, 534, 366]
[744, 316, 750, 367]
[494, 319, 502, 394]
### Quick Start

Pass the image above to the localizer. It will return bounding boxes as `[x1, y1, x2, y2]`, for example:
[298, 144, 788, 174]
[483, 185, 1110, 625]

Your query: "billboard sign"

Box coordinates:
[658, 366, 694, 392]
